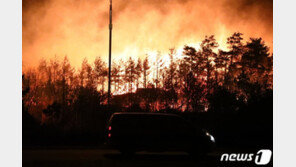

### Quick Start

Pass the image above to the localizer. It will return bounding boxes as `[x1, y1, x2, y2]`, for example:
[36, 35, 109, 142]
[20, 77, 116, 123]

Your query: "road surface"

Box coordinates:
[23, 148, 265, 167]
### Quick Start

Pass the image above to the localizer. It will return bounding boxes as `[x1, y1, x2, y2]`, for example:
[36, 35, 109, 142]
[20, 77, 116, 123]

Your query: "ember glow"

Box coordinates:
[23, 0, 272, 69]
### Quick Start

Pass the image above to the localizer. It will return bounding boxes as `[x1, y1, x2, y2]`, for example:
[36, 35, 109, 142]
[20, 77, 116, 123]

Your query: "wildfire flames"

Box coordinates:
[23, 0, 272, 70]
[21, 0, 273, 139]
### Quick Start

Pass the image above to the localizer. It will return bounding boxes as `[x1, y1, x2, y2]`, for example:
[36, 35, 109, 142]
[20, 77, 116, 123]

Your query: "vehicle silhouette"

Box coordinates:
[106, 112, 215, 156]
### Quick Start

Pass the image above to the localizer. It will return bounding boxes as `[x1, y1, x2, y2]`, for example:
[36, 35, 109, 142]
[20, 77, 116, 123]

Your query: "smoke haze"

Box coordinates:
[22, 0, 273, 69]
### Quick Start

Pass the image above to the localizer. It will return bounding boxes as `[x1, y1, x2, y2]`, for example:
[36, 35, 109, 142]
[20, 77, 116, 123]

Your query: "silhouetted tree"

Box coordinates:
[200, 35, 219, 96]
[154, 51, 162, 88]
[111, 60, 123, 92]
[241, 38, 271, 84]
[238, 38, 272, 98]
[226, 32, 244, 89]
[61, 56, 74, 110]
[22, 32, 273, 121]
[183, 72, 205, 112]
[85, 61, 96, 89]
[124, 57, 137, 93]
[143, 56, 150, 89]
[227, 32, 244, 67]
[94, 57, 107, 93]
[216, 50, 230, 85]
[79, 58, 88, 87]
[177, 58, 191, 110]
[162, 48, 178, 109]
[135, 58, 143, 90]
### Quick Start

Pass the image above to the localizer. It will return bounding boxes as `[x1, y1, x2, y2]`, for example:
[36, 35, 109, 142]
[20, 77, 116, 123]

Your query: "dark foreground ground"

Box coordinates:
[23, 147, 272, 167]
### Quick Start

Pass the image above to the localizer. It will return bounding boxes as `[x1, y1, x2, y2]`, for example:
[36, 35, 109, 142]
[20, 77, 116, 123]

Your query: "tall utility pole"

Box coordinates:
[108, 0, 112, 106]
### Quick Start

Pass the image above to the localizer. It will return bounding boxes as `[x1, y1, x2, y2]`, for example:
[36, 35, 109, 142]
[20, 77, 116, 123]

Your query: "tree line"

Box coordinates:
[22, 32, 272, 126]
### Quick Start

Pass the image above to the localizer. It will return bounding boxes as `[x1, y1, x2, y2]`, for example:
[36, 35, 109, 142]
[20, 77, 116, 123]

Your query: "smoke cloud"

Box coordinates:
[22, 0, 273, 69]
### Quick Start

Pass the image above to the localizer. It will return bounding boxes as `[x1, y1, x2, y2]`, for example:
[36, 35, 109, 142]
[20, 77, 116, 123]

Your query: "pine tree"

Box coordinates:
[143, 56, 150, 89]
[124, 57, 137, 93]
[111, 60, 123, 92]
[135, 58, 143, 90]
[201, 35, 218, 95]
[94, 57, 107, 93]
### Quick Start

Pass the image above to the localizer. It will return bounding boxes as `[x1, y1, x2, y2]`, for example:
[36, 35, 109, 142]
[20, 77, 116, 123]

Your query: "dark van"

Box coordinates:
[106, 112, 215, 155]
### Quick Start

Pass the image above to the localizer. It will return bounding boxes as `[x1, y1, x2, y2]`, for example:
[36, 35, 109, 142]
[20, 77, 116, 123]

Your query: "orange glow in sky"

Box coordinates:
[22, 0, 273, 70]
